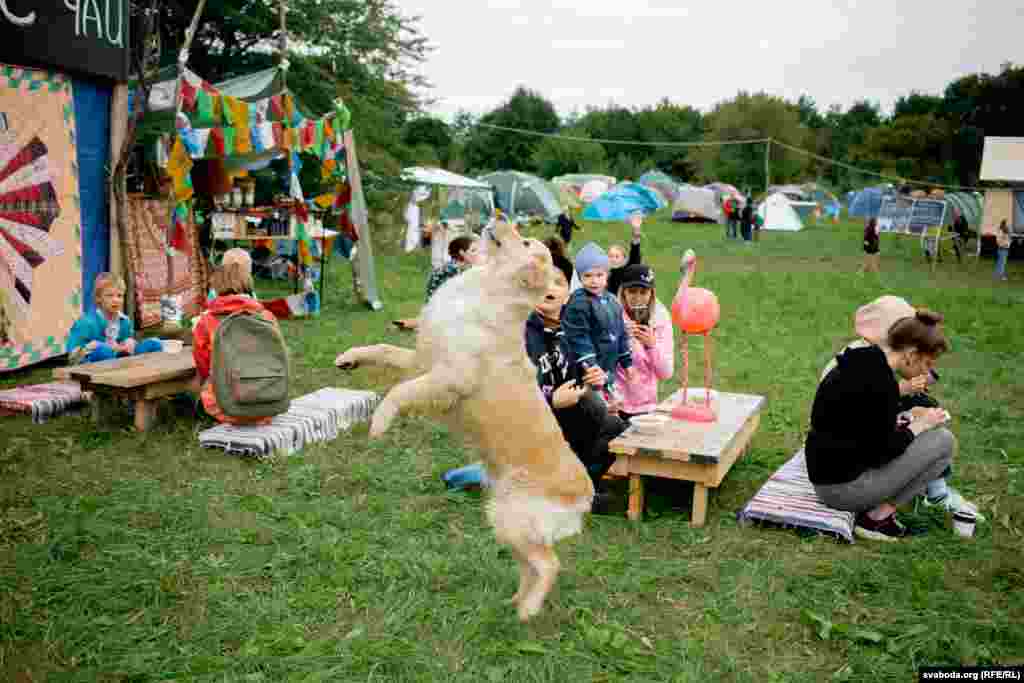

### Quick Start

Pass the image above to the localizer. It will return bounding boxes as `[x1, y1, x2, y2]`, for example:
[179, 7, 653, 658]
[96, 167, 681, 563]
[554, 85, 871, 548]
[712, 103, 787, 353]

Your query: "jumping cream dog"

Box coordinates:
[336, 220, 594, 621]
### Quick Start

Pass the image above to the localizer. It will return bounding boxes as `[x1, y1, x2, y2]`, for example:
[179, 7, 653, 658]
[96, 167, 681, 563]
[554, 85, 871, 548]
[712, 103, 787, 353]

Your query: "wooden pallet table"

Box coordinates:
[54, 352, 197, 431]
[608, 390, 766, 527]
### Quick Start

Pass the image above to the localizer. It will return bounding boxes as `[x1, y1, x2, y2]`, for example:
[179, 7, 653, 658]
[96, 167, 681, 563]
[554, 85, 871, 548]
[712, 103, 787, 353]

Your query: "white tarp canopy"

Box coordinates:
[401, 167, 493, 189]
[979, 137, 1024, 182]
[757, 193, 805, 231]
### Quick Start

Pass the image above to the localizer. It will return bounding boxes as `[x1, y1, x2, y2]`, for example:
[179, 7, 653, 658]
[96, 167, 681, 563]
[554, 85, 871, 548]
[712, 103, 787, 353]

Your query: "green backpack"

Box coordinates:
[211, 311, 291, 418]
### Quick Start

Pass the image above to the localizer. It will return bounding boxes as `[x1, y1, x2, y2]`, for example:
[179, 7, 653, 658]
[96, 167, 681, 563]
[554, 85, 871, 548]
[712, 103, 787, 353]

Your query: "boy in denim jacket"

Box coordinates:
[562, 242, 635, 407]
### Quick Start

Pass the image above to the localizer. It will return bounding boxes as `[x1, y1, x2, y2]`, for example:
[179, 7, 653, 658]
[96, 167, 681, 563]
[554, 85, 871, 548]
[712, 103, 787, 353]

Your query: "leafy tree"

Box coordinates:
[402, 117, 453, 166]
[692, 92, 811, 190]
[463, 87, 560, 173]
[852, 114, 955, 184]
[635, 100, 703, 180]
[893, 92, 945, 119]
[943, 63, 1024, 184]
[531, 128, 609, 179]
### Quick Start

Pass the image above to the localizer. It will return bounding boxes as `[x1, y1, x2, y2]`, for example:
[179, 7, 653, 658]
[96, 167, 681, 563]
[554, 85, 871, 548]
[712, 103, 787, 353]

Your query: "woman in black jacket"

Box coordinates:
[525, 238, 628, 491]
[806, 310, 977, 541]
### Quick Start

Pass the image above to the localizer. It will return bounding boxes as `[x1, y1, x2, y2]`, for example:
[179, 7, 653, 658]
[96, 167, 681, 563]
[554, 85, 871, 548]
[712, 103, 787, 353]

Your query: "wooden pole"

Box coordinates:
[765, 138, 771, 195]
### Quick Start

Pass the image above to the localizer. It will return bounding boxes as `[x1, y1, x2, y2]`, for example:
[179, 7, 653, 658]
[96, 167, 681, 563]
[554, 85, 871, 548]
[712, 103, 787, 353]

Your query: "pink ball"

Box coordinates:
[672, 288, 720, 334]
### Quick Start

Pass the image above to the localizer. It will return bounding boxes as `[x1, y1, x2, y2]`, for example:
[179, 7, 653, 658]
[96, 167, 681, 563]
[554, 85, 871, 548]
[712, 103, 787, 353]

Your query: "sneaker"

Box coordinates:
[854, 512, 907, 542]
[920, 488, 986, 522]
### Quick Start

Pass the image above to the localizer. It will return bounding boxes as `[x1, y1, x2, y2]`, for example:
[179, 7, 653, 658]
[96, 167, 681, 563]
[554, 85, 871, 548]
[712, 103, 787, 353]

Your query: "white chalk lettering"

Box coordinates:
[1, 0, 36, 26]
[104, 0, 122, 46]
[81, 0, 103, 40]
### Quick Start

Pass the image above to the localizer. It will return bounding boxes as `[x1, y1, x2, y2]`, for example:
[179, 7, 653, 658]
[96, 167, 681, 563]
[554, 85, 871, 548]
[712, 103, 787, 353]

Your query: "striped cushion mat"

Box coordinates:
[0, 381, 87, 423]
[198, 388, 378, 458]
[737, 449, 856, 543]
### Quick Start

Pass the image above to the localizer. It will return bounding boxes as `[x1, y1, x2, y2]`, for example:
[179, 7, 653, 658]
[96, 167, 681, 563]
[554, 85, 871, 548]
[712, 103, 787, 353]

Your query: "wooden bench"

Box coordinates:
[608, 390, 766, 527]
[54, 352, 197, 431]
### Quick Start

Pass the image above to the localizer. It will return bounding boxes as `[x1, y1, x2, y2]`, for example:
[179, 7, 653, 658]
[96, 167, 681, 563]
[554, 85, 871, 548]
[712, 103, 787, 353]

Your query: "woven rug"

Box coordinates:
[124, 197, 206, 330]
[198, 387, 378, 457]
[737, 449, 856, 543]
[0, 381, 86, 423]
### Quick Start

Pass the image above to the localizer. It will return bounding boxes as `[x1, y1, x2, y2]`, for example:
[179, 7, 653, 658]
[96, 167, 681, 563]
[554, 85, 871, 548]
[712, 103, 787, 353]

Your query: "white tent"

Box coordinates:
[757, 192, 805, 231]
[401, 167, 493, 190]
[671, 185, 723, 223]
[580, 179, 610, 203]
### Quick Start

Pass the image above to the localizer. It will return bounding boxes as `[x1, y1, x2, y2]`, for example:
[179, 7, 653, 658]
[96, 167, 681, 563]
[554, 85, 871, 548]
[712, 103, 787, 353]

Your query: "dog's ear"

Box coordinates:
[521, 253, 552, 291]
[493, 219, 521, 246]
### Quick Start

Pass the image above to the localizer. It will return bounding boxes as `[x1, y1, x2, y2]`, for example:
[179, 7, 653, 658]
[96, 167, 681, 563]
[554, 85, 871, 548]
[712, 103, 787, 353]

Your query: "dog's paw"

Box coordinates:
[368, 404, 396, 438]
[335, 350, 359, 369]
[517, 600, 542, 622]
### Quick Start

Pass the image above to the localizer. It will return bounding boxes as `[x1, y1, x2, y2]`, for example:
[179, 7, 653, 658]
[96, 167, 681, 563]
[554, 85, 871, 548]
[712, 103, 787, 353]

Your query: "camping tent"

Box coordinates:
[401, 167, 494, 224]
[705, 182, 744, 205]
[548, 180, 582, 212]
[581, 192, 649, 222]
[979, 137, 1024, 237]
[671, 185, 723, 223]
[639, 170, 680, 202]
[553, 173, 617, 190]
[580, 179, 611, 203]
[479, 171, 562, 222]
[943, 192, 983, 228]
[611, 182, 666, 212]
[848, 186, 892, 218]
[757, 193, 804, 231]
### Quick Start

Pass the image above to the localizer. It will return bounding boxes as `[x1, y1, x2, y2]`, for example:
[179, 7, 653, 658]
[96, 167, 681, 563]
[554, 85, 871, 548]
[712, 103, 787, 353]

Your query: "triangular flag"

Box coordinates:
[270, 95, 283, 120]
[221, 127, 236, 155]
[209, 127, 225, 157]
[196, 89, 214, 125]
[272, 122, 284, 148]
[180, 78, 198, 113]
[193, 128, 211, 157]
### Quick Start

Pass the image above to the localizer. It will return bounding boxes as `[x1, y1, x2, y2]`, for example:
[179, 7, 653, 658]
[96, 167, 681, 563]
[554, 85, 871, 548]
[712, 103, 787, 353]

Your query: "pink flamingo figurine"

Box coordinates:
[670, 249, 721, 422]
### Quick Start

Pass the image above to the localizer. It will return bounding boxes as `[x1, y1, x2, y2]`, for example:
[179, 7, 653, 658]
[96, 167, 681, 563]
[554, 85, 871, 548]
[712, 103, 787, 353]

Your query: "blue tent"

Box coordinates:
[582, 193, 649, 222]
[849, 187, 889, 218]
[614, 182, 666, 211]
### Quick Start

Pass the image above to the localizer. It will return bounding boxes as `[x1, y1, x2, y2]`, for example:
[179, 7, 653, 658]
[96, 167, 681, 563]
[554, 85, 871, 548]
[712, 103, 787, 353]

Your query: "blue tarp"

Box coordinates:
[73, 79, 113, 315]
[849, 187, 888, 218]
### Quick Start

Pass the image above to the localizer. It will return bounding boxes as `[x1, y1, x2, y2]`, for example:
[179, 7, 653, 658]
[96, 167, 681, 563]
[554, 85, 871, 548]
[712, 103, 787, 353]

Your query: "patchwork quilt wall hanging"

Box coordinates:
[0, 65, 82, 373]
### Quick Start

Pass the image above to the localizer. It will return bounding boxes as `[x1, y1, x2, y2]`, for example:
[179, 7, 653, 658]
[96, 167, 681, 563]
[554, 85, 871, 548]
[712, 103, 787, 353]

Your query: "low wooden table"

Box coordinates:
[608, 390, 766, 527]
[54, 352, 197, 431]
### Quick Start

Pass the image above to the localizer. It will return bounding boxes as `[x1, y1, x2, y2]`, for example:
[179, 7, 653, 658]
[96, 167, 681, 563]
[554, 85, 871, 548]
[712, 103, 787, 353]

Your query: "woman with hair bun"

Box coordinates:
[805, 309, 983, 541]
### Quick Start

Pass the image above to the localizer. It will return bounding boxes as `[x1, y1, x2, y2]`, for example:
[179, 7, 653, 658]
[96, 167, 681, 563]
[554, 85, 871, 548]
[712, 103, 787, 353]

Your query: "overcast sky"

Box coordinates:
[395, 0, 1023, 122]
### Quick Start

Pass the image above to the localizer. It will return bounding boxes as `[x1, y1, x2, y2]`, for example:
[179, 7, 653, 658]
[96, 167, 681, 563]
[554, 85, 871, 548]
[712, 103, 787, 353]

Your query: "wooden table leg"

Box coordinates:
[134, 399, 159, 432]
[627, 474, 645, 521]
[691, 484, 709, 527]
[91, 393, 116, 426]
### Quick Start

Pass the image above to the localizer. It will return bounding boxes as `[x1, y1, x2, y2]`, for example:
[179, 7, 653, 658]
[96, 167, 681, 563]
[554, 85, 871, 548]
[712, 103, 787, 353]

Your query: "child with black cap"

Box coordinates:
[615, 263, 675, 419]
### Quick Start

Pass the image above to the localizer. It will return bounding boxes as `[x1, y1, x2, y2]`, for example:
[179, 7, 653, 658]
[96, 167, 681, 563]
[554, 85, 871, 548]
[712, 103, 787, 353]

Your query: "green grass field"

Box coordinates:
[2, 216, 1022, 682]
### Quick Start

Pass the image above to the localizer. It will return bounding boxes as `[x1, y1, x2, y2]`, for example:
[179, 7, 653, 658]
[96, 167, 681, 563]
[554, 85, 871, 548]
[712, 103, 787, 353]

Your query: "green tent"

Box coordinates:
[479, 171, 562, 221]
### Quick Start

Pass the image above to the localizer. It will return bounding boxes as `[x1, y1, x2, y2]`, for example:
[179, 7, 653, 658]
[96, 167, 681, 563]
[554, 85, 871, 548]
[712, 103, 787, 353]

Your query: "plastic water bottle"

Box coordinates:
[442, 463, 489, 491]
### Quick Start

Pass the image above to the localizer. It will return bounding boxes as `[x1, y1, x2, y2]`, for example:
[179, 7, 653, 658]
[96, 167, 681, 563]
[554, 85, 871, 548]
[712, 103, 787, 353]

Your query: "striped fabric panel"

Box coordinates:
[198, 388, 378, 458]
[737, 449, 856, 543]
[0, 381, 85, 423]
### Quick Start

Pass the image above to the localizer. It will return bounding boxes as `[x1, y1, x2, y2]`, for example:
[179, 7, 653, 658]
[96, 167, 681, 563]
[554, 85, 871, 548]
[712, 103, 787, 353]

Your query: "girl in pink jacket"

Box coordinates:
[615, 264, 675, 418]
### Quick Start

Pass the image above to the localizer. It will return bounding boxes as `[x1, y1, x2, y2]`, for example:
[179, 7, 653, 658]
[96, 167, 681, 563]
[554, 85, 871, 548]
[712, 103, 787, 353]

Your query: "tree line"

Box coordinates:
[408, 64, 1023, 193]
[135, 3, 1020, 200]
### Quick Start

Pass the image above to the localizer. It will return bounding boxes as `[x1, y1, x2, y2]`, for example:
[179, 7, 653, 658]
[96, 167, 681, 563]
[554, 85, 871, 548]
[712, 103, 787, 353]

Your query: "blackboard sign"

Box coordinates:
[907, 199, 946, 235]
[0, 0, 130, 81]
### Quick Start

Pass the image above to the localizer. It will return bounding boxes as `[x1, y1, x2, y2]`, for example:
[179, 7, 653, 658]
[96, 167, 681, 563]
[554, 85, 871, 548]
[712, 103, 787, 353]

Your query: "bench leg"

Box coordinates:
[91, 394, 117, 426]
[691, 484, 709, 528]
[627, 474, 644, 521]
[134, 399, 159, 432]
